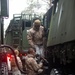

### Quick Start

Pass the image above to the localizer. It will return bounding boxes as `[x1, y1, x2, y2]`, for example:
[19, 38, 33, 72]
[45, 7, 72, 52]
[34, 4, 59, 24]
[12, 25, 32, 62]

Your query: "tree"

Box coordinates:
[42, 0, 52, 7]
[21, 0, 51, 15]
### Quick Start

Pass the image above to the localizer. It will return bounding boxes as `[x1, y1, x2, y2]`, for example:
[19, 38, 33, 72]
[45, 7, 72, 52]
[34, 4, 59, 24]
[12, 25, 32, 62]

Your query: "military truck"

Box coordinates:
[44, 0, 75, 74]
[5, 14, 43, 51]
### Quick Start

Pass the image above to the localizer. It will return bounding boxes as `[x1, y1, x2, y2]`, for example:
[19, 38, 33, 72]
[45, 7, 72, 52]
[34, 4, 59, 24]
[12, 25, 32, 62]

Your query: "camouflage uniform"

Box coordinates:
[27, 24, 45, 57]
[11, 55, 22, 75]
[25, 54, 43, 75]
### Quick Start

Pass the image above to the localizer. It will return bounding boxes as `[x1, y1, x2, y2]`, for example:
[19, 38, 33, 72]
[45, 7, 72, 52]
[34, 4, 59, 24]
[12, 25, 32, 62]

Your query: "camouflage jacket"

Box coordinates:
[27, 26, 45, 47]
[25, 54, 43, 75]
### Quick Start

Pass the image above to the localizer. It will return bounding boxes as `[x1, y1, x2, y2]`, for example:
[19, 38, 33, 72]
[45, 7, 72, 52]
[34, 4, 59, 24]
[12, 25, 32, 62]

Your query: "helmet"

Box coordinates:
[34, 19, 41, 25]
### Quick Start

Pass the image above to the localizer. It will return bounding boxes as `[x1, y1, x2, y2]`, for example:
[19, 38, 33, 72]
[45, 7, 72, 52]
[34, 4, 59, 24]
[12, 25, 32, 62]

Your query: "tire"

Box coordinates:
[0, 62, 8, 75]
[50, 68, 61, 75]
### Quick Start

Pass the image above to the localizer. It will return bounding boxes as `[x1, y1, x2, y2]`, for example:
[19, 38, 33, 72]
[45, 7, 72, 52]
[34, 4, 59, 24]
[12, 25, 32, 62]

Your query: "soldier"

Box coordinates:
[25, 47, 43, 75]
[11, 49, 23, 75]
[27, 19, 46, 57]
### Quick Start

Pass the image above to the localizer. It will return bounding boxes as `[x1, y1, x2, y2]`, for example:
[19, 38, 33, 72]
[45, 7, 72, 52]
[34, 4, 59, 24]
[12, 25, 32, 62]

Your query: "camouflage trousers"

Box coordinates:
[35, 45, 44, 57]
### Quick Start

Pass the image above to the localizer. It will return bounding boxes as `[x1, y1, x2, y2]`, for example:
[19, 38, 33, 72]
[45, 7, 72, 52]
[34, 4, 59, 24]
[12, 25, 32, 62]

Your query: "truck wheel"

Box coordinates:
[50, 68, 61, 75]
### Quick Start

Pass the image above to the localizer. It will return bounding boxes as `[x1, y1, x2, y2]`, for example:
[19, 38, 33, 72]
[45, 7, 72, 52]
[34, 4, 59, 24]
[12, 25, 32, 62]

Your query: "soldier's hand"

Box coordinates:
[30, 43, 35, 48]
[39, 62, 43, 67]
[38, 69, 43, 74]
